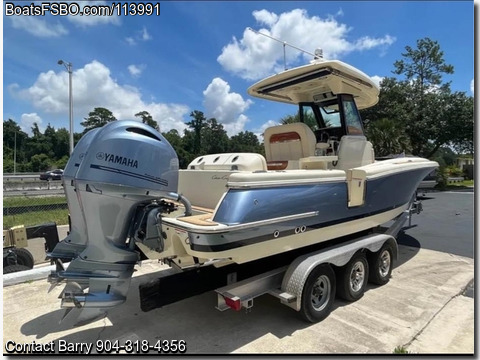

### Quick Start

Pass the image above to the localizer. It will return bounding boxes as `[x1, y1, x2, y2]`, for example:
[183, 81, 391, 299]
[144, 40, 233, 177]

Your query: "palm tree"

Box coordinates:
[280, 111, 319, 130]
[365, 118, 411, 157]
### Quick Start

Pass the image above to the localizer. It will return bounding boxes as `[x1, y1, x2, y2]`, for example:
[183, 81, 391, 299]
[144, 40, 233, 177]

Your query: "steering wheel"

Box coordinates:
[320, 131, 330, 144]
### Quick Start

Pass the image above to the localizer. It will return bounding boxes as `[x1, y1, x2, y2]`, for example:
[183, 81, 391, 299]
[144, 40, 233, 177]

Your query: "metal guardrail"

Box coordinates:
[3, 179, 63, 191]
[4, 174, 42, 182]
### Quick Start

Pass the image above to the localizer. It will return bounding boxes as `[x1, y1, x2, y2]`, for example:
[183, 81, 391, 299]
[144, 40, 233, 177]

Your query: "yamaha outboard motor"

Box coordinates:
[48, 120, 180, 324]
[48, 128, 100, 260]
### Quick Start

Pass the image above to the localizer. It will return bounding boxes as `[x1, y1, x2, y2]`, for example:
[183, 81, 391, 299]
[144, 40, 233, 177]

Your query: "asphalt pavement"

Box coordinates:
[398, 190, 474, 258]
[2, 190, 475, 354]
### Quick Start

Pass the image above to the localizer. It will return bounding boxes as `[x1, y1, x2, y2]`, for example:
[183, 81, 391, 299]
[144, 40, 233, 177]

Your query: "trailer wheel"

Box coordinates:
[3, 264, 31, 274]
[368, 243, 394, 285]
[300, 264, 336, 323]
[14, 248, 35, 269]
[337, 252, 369, 302]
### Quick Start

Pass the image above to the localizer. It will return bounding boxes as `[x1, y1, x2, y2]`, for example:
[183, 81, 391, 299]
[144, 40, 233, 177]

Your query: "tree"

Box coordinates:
[362, 38, 472, 158]
[421, 91, 474, 157]
[4, 119, 30, 172]
[162, 129, 192, 169]
[3, 119, 29, 172]
[135, 111, 160, 131]
[52, 128, 70, 159]
[392, 37, 457, 157]
[30, 153, 51, 172]
[365, 118, 410, 157]
[202, 118, 229, 154]
[360, 77, 412, 126]
[430, 147, 457, 168]
[81, 107, 116, 133]
[27, 122, 53, 159]
[44, 124, 69, 160]
[393, 38, 454, 94]
[230, 131, 264, 154]
[4, 118, 89, 172]
[185, 110, 207, 155]
[280, 111, 318, 130]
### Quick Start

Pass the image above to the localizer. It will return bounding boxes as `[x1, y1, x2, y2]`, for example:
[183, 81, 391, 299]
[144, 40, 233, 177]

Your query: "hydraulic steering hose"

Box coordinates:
[167, 192, 192, 216]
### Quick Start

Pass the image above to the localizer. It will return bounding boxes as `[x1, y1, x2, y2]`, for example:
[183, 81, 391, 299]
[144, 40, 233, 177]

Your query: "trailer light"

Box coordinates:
[224, 296, 242, 311]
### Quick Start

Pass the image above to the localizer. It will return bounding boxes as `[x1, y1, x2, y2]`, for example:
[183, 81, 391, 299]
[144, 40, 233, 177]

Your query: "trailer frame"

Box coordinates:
[214, 208, 412, 322]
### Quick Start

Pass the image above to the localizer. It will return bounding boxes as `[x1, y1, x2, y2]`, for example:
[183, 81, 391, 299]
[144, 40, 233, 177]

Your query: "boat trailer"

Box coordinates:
[140, 203, 419, 323]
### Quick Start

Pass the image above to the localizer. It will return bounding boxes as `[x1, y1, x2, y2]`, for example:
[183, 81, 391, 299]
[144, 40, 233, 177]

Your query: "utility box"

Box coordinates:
[3, 225, 28, 248]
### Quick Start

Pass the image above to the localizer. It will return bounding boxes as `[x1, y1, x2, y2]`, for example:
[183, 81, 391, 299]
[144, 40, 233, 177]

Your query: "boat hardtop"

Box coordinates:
[247, 59, 380, 109]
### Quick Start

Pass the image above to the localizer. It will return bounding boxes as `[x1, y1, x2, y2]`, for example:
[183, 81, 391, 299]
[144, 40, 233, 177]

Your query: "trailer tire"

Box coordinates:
[337, 252, 369, 302]
[14, 248, 35, 269]
[368, 243, 394, 285]
[3, 264, 31, 274]
[300, 264, 336, 323]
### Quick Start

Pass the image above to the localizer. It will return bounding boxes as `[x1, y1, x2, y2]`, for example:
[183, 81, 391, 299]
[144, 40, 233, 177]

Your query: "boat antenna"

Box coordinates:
[247, 27, 322, 70]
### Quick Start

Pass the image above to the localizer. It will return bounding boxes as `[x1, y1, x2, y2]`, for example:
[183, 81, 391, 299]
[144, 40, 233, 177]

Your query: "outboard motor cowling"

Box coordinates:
[48, 128, 100, 260]
[74, 120, 179, 261]
[76, 121, 179, 193]
[48, 120, 180, 324]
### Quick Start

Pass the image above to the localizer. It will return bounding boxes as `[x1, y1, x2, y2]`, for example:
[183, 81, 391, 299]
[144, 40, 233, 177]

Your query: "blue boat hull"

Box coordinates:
[187, 167, 433, 255]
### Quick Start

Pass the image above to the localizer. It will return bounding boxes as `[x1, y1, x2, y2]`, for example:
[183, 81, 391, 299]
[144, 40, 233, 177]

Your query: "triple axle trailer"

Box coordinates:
[139, 205, 417, 323]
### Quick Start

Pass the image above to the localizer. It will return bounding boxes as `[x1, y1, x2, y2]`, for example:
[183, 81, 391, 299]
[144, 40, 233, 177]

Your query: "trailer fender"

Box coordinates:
[281, 234, 397, 311]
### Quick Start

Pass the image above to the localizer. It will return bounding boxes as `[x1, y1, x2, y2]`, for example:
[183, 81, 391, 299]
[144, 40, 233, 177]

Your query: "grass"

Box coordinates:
[3, 196, 66, 207]
[442, 179, 474, 191]
[3, 209, 69, 229]
[393, 346, 410, 354]
[3, 196, 68, 229]
[447, 179, 474, 187]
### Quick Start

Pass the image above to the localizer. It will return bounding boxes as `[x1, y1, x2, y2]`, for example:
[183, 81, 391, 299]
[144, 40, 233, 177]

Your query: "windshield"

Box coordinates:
[319, 106, 341, 128]
[300, 101, 341, 130]
[299, 95, 364, 136]
[341, 96, 364, 135]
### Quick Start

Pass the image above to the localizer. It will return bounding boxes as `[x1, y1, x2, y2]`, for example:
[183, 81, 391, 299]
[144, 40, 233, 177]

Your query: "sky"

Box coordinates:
[1, 1, 475, 140]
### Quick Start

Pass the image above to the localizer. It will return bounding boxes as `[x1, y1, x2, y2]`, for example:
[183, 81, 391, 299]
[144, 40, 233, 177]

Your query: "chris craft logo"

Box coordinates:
[96, 152, 138, 168]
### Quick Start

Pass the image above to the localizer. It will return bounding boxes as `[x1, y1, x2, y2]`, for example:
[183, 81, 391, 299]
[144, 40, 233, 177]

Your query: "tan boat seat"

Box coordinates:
[333, 136, 375, 170]
[264, 123, 317, 170]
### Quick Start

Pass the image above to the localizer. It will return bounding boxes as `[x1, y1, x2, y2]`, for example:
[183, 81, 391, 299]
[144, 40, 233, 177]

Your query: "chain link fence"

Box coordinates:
[3, 178, 68, 229]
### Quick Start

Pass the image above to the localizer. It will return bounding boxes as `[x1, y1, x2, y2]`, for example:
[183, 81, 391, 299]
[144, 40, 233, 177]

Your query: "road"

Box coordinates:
[398, 190, 474, 258]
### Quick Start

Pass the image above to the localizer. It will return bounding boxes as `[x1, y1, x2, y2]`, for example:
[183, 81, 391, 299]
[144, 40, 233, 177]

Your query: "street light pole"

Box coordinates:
[58, 60, 74, 155]
[13, 130, 16, 175]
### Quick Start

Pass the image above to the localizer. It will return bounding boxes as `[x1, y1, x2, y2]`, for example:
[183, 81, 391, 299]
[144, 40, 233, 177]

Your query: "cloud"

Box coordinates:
[10, 17, 68, 37]
[9, 2, 120, 37]
[125, 26, 152, 45]
[370, 75, 383, 88]
[252, 119, 278, 142]
[252, 9, 278, 26]
[15, 60, 189, 133]
[67, 1, 121, 27]
[218, 8, 396, 80]
[20, 113, 44, 135]
[128, 64, 145, 77]
[141, 26, 152, 41]
[353, 35, 395, 50]
[471, 79, 474, 95]
[203, 77, 253, 136]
